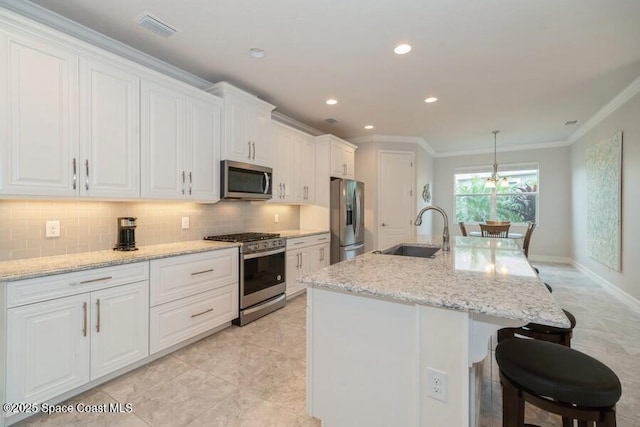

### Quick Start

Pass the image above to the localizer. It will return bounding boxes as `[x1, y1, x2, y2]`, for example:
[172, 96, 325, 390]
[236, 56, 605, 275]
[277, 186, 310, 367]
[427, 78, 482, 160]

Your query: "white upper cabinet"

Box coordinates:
[270, 122, 316, 204]
[0, 31, 79, 196]
[141, 79, 222, 201]
[330, 138, 356, 179]
[79, 57, 140, 198]
[208, 82, 275, 167]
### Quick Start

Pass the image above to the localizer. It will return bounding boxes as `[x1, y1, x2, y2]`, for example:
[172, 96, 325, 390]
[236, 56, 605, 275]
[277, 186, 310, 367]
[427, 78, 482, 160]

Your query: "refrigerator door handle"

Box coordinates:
[354, 186, 362, 239]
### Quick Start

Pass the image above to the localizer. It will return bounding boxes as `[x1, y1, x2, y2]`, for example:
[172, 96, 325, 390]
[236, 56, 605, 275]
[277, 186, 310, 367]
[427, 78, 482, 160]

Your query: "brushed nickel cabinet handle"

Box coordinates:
[181, 171, 186, 195]
[191, 308, 214, 318]
[85, 159, 89, 190]
[79, 276, 112, 285]
[72, 158, 77, 190]
[82, 302, 87, 337]
[96, 299, 101, 333]
[189, 172, 193, 195]
[248, 141, 252, 159]
[191, 269, 214, 276]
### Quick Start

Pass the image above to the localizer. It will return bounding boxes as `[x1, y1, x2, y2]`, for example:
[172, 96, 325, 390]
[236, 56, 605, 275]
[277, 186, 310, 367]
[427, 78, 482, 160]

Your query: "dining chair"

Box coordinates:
[522, 222, 536, 258]
[479, 223, 510, 237]
[485, 220, 510, 225]
[458, 221, 468, 236]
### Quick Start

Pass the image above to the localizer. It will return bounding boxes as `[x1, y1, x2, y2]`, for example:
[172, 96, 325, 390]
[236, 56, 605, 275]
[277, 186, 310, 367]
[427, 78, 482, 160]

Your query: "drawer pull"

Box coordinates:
[191, 269, 214, 276]
[191, 308, 214, 318]
[82, 302, 87, 337]
[96, 299, 101, 333]
[293, 241, 305, 245]
[77, 276, 113, 285]
[316, 237, 328, 241]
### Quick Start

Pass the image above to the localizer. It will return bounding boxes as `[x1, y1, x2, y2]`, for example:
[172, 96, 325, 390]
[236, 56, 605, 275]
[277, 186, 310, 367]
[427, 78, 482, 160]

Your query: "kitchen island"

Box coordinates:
[299, 236, 569, 427]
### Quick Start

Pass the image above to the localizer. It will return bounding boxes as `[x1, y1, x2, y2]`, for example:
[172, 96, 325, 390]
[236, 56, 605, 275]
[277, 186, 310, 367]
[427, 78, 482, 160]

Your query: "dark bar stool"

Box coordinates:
[497, 309, 576, 347]
[496, 339, 621, 427]
[497, 283, 577, 347]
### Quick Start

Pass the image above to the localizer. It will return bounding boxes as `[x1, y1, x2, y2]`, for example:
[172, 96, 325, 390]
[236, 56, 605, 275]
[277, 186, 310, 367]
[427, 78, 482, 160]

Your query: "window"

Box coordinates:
[454, 164, 539, 224]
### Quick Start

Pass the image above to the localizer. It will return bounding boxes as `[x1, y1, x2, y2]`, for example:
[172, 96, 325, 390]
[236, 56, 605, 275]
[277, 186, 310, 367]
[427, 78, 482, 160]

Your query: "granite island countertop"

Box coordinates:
[0, 240, 240, 282]
[299, 235, 570, 328]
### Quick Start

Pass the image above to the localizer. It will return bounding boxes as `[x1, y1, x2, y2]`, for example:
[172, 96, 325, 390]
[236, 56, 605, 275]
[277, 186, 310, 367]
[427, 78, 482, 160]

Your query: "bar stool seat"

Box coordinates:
[496, 339, 621, 426]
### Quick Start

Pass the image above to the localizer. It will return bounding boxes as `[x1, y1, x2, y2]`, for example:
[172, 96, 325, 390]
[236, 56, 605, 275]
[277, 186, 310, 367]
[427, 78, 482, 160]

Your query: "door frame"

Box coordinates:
[376, 150, 416, 250]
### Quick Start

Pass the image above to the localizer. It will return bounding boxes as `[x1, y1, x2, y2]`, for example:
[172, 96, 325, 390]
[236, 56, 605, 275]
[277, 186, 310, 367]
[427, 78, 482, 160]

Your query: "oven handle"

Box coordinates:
[243, 247, 285, 260]
[243, 293, 286, 315]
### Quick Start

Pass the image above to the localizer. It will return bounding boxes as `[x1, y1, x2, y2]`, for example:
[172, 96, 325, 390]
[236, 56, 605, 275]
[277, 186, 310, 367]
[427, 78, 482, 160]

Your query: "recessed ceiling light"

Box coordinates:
[424, 97, 438, 103]
[394, 44, 412, 55]
[364, 125, 374, 130]
[326, 99, 338, 105]
[249, 48, 265, 58]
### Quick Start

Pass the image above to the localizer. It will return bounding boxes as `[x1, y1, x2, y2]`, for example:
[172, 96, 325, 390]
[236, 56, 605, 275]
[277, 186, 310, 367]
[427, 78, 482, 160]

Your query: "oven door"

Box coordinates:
[241, 248, 285, 309]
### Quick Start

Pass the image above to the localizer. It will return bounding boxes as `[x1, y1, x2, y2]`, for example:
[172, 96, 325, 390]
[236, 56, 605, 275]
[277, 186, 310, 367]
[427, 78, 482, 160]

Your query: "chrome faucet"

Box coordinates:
[415, 205, 450, 251]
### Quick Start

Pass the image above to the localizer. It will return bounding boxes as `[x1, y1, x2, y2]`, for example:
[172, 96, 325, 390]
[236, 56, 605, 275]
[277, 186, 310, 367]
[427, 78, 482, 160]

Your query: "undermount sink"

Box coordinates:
[377, 244, 441, 258]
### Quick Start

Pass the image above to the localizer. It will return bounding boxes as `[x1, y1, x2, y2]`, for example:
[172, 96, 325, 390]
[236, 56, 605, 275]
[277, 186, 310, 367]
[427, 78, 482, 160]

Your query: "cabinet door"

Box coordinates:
[250, 104, 273, 166]
[6, 294, 90, 404]
[221, 96, 251, 162]
[185, 95, 221, 201]
[0, 33, 79, 196]
[90, 281, 149, 379]
[310, 243, 330, 272]
[343, 145, 355, 179]
[330, 140, 355, 179]
[271, 124, 295, 202]
[141, 80, 185, 199]
[79, 58, 140, 198]
[296, 134, 316, 203]
[286, 249, 303, 296]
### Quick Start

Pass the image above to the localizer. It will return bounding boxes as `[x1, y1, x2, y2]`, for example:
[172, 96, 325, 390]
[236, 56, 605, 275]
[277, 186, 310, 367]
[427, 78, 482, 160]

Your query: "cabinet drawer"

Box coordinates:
[150, 249, 239, 307]
[6, 262, 149, 308]
[149, 285, 238, 354]
[286, 233, 330, 250]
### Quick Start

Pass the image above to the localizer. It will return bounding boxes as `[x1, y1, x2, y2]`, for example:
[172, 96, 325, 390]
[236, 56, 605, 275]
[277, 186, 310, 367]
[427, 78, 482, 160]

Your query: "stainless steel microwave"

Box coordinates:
[221, 160, 272, 200]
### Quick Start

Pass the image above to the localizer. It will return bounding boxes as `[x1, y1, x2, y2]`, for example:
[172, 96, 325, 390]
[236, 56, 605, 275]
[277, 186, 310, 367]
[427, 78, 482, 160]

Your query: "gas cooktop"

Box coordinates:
[203, 232, 281, 243]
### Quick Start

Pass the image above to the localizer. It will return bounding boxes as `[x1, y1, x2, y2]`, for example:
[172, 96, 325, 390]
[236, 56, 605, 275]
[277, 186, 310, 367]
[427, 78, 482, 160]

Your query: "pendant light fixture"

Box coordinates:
[485, 130, 508, 188]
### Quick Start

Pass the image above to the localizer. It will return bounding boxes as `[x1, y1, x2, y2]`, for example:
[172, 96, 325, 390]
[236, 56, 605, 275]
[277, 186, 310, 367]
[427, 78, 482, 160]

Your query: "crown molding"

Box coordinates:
[348, 134, 437, 157]
[435, 139, 571, 158]
[272, 112, 324, 136]
[0, 0, 212, 89]
[569, 75, 640, 143]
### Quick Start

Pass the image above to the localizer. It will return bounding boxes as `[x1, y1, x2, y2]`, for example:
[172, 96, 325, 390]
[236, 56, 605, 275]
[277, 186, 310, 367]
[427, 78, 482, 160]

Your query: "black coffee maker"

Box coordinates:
[114, 217, 138, 251]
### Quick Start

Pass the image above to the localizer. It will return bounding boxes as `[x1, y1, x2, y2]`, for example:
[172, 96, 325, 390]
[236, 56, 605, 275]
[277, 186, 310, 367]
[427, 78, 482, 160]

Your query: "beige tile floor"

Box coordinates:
[15, 262, 640, 426]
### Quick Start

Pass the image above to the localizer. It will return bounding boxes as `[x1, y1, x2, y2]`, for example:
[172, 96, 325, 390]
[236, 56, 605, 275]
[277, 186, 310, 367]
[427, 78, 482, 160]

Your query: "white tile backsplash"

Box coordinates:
[0, 200, 299, 261]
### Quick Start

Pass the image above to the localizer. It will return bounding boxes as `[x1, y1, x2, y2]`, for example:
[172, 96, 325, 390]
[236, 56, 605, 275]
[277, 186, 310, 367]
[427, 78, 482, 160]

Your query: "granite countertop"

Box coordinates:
[299, 236, 570, 328]
[0, 240, 240, 282]
[278, 229, 330, 239]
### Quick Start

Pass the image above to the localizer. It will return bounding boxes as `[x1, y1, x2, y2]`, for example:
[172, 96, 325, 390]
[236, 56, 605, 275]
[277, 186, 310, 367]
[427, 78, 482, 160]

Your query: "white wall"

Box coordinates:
[570, 89, 640, 300]
[433, 146, 573, 260]
[353, 139, 434, 251]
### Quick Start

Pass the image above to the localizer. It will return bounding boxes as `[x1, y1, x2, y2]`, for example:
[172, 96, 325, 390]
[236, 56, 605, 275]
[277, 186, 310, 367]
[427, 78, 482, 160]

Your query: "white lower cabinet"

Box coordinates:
[5, 273, 149, 405]
[149, 248, 239, 354]
[286, 234, 330, 297]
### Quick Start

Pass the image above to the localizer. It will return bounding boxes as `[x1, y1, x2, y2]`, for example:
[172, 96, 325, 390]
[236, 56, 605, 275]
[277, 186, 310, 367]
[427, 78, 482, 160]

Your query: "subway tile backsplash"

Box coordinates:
[0, 200, 300, 261]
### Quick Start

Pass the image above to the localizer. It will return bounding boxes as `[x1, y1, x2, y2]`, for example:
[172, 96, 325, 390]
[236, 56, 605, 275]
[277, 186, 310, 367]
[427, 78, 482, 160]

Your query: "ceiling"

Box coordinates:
[11, 0, 640, 155]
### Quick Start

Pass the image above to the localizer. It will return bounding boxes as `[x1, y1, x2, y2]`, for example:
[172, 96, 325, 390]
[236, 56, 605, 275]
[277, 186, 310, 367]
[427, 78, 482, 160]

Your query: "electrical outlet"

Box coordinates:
[45, 220, 60, 238]
[274, 213, 279, 224]
[181, 217, 190, 230]
[427, 368, 448, 402]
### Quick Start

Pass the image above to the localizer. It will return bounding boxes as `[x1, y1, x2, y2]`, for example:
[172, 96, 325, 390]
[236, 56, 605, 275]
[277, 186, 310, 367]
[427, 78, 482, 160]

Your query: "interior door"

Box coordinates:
[378, 151, 415, 249]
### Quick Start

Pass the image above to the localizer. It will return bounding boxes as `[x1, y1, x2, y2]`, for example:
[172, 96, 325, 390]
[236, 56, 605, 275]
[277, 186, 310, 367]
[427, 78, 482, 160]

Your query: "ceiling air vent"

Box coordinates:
[137, 13, 180, 38]
[564, 120, 578, 126]
[324, 116, 339, 124]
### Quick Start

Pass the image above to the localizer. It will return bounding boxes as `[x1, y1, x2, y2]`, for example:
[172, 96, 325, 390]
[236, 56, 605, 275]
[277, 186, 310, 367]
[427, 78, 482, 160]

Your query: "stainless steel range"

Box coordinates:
[204, 232, 286, 325]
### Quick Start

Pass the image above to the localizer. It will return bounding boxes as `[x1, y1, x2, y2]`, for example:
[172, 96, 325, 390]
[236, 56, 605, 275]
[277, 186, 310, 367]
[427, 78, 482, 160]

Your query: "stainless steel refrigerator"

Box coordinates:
[330, 178, 365, 264]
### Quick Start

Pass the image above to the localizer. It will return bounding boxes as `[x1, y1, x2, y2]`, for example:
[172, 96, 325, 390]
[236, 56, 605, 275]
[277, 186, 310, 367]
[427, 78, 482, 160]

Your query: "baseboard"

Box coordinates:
[528, 254, 573, 264]
[572, 260, 640, 313]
